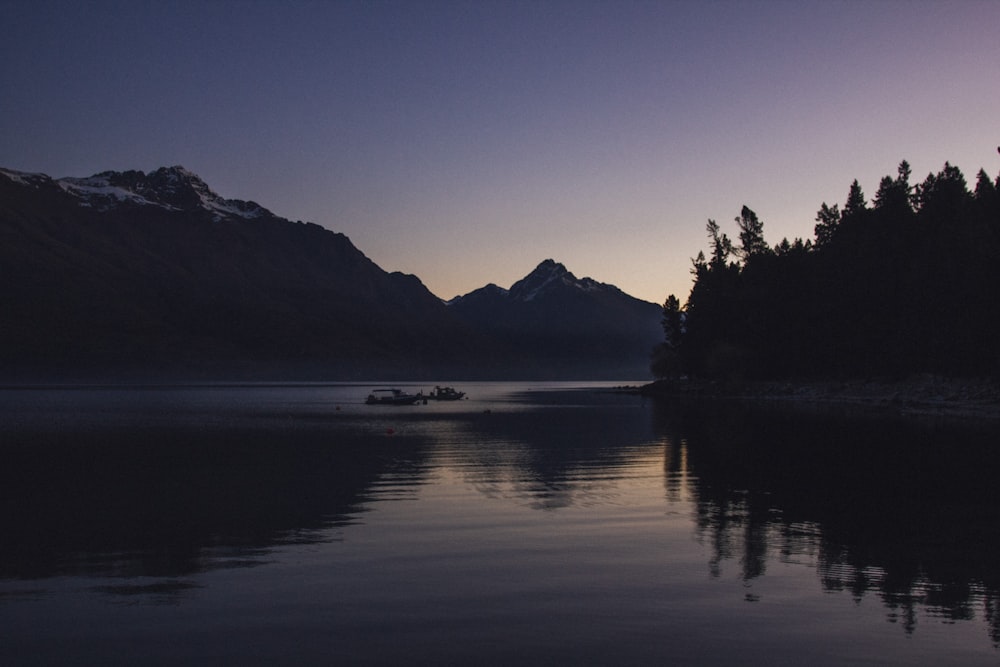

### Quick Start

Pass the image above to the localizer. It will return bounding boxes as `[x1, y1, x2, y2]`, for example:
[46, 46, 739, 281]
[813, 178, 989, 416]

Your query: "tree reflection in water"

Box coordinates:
[654, 399, 1000, 646]
[2, 384, 997, 655]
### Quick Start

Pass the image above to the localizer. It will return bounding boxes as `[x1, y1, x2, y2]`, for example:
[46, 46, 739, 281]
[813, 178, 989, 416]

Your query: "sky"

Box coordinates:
[3, 0, 999, 304]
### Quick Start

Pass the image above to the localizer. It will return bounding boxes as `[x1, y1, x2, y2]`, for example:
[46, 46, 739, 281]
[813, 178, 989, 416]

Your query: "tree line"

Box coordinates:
[652, 158, 1000, 380]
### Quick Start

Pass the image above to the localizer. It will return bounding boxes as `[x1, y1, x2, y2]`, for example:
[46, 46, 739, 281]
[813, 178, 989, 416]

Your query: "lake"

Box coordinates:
[1, 382, 998, 665]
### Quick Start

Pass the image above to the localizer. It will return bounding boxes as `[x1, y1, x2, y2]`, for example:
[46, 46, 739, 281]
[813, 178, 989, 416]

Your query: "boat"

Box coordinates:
[427, 386, 465, 401]
[365, 388, 425, 405]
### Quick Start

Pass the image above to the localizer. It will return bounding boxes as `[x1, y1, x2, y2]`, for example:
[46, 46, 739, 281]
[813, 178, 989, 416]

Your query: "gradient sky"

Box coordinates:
[3, 0, 999, 303]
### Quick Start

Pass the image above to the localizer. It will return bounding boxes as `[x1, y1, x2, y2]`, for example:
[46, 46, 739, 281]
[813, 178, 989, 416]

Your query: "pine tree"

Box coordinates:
[706, 219, 733, 268]
[843, 179, 867, 219]
[874, 160, 913, 213]
[660, 294, 683, 351]
[651, 294, 685, 378]
[814, 202, 840, 248]
[735, 205, 770, 260]
[973, 169, 997, 205]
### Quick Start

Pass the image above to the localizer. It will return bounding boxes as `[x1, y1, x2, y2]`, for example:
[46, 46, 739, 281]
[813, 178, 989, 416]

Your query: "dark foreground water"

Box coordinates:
[1, 382, 998, 665]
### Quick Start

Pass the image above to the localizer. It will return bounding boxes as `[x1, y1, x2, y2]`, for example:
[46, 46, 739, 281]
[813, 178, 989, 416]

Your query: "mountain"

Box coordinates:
[0, 166, 660, 381]
[448, 260, 663, 378]
[0, 165, 481, 380]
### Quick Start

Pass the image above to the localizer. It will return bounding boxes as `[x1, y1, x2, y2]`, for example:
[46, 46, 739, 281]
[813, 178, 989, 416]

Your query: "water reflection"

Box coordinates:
[434, 404, 660, 510]
[0, 421, 433, 584]
[654, 400, 1000, 645]
[1, 385, 998, 652]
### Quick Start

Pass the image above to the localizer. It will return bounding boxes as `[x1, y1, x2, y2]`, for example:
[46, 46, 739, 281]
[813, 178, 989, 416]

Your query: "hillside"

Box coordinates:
[1, 167, 661, 381]
[0, 167, 480, 380]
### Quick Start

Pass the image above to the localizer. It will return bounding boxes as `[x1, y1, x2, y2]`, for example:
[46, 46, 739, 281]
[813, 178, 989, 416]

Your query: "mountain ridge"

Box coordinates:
[1, 165, 661, 381]
[448, 259, 662, 373]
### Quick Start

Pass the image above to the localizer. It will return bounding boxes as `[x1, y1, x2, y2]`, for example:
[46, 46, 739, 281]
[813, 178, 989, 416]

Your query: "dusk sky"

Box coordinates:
[3, 0, 998, 304]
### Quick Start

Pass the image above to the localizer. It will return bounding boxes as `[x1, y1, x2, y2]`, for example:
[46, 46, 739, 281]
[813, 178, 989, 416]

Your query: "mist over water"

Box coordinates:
[1, 383, 997, 665]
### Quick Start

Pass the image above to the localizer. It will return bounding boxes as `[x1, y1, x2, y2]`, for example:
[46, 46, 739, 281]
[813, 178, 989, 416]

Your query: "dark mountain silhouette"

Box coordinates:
[449, 259, 662, 378]
[1, 166, 659, 381]
[0, 166, 483, 380]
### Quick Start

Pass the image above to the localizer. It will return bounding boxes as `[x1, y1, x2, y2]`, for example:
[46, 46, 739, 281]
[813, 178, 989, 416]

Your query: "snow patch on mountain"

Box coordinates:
[4, 165, 270, 221]
[145, 166, 269, 221]
[0, 167, 54, 188]
[508, 259, 622, 302]
[446, 259, 636, 310]
[59, 174, 170, 211]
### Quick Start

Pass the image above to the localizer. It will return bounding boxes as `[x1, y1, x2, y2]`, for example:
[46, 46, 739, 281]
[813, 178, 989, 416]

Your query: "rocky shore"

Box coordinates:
[638, 375, 1000, 420]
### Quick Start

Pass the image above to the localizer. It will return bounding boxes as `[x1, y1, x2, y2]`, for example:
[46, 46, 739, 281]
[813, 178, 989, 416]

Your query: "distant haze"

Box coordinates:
[3, 0, 998, 303]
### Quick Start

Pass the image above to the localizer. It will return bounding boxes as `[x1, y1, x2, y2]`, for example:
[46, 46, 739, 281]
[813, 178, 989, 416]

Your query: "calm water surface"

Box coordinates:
[1, 382, 998, 665]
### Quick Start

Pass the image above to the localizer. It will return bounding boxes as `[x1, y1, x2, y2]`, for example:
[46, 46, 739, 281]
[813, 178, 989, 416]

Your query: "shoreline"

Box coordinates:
[637, 375, 1000, 421]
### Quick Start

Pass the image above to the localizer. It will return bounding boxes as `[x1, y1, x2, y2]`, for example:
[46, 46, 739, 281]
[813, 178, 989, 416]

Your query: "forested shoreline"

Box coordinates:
[651, 158, 1000, 384]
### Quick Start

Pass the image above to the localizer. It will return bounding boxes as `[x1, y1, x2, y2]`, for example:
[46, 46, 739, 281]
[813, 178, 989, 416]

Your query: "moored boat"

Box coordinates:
[427, 386, 465, 401]
[365, 388, 424, 405]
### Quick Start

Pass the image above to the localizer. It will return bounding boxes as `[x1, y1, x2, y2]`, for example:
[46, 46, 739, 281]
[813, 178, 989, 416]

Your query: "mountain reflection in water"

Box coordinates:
[0, 384, 997, 663]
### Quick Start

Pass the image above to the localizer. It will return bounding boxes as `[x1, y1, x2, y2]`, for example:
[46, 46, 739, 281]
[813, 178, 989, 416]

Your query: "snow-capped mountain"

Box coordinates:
[0, 165, 471, 380]
[1, 165, 661, 380]
[509, 258, 604, 301]
[1, 165, 269, 221]
[448, 259, 663, 377]
[449, 259, 631, 307]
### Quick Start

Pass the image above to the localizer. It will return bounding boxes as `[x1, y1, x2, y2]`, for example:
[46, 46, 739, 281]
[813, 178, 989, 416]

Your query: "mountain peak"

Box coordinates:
[536, 258, 565, 272]
[509, 259, 577, 302]
[158, 164, 197, 178]
[53, 166, 270, 221]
